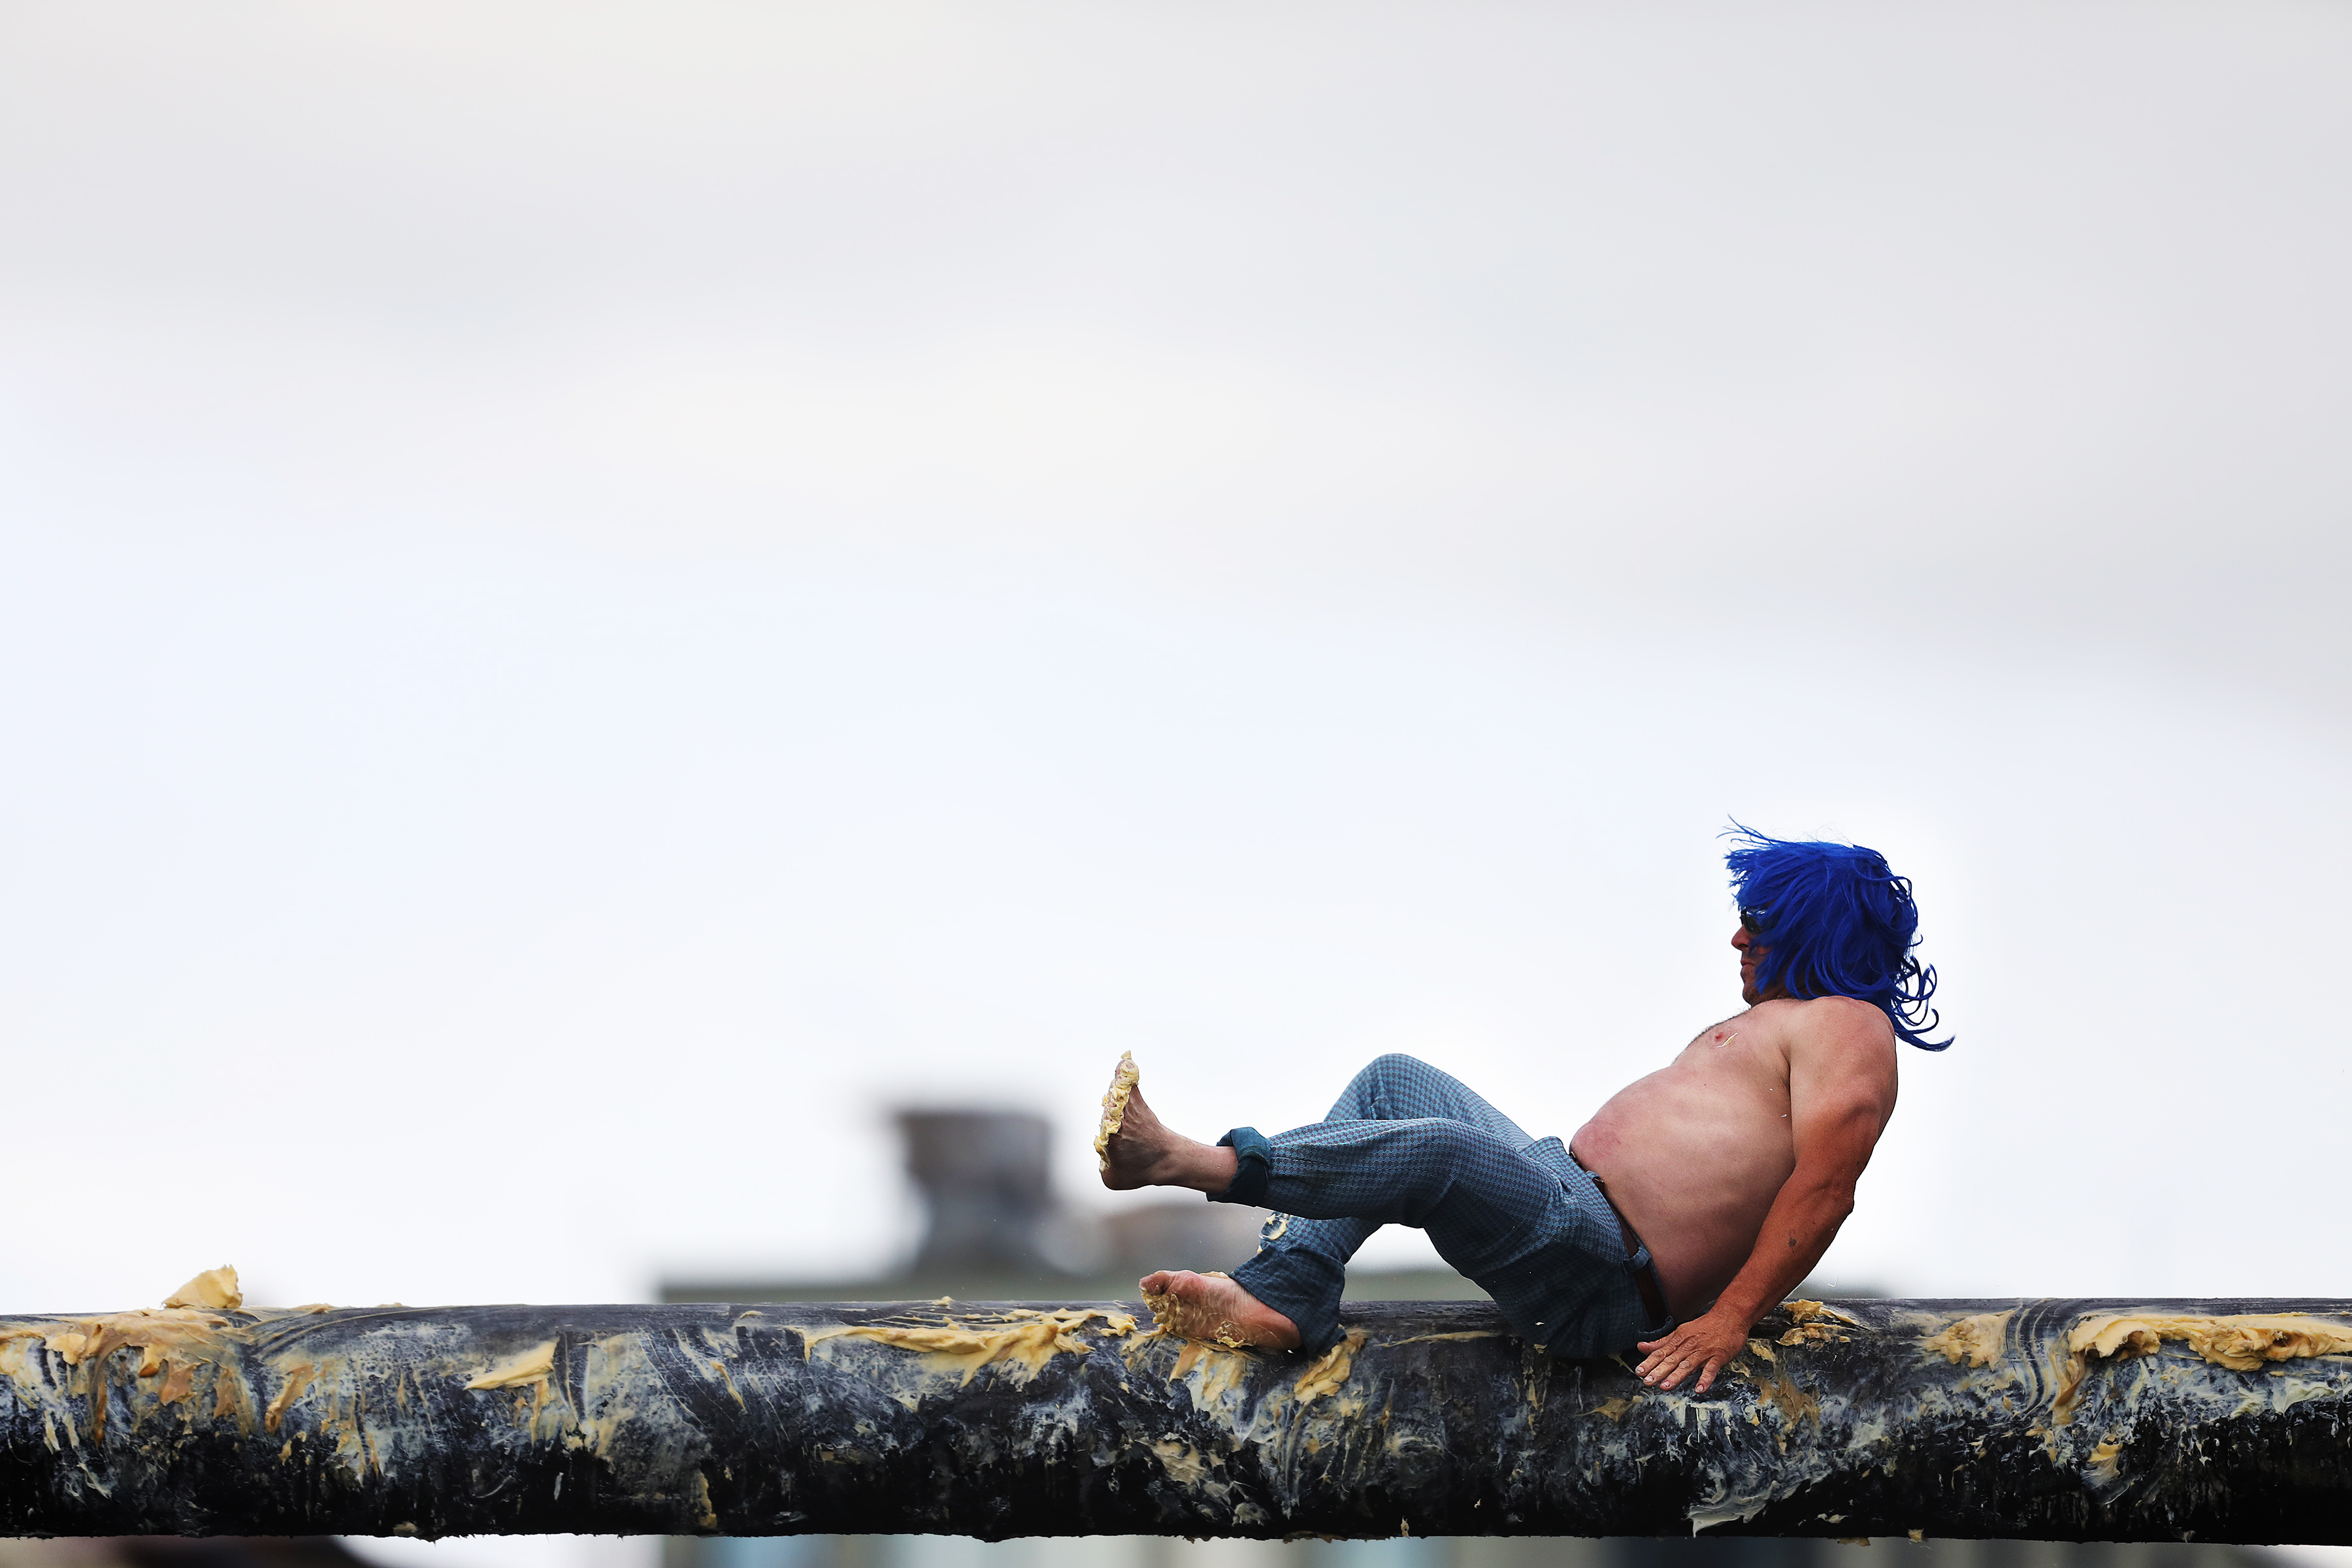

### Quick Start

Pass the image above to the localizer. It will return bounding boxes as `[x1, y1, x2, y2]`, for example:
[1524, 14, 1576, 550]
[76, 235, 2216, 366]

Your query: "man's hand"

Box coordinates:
[1635, 1307, 1751, 1394]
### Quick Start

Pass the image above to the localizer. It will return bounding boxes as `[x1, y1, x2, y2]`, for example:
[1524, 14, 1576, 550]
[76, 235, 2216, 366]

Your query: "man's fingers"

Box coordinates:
[1637, 1328, 1728, 1390]
[1633, 1322, 1750, 1393]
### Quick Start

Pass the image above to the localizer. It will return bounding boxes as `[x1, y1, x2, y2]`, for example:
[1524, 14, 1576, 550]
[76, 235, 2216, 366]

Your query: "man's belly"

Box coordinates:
[1570, 1086, 1796, 1316]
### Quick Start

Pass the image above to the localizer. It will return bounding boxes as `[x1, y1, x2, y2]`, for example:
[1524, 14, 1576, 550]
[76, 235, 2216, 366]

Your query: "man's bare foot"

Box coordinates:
[1139, 1269, 1301, 1351]
[1092, 1052, 1144, 1177]
[1094, 1058, 1240, 1194]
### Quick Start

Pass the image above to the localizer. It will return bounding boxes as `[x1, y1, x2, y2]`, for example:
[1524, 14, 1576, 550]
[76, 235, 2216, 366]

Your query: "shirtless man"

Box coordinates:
[1098, 825, 1946, 1395]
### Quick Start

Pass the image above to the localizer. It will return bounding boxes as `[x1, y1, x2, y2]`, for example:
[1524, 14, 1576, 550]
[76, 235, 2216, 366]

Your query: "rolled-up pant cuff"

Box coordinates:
[1230, 1250, 1344, 1354]
[1209, 1126, 1271, 1207]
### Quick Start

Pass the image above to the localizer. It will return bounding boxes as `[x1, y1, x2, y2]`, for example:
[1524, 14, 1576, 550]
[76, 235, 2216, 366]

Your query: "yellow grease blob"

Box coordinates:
[165, 1267, 242, 1312]
[1164, 1337, 1254, 1406]
[1778, 1299, 1860, 1347]
[795, 1307, 1135, 1386]
[2069, 1312, 2352, 1372]
[1926, 1311, 2014, 1369]
[1293, 1328, 1367, 1407]
[265, 1363, 319, 1431]
[1151, 1437, 1211, 1484]
[1738, 1360, 1821, 1429]
[1093, 1053, 1141, 1171]
[2050, 1311, 2352, 1424]
[465, 1341, 559, 1390]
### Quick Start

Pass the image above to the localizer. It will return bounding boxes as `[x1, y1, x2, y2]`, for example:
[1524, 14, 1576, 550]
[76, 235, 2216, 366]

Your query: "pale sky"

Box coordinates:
[3, 0, 2349, 1337]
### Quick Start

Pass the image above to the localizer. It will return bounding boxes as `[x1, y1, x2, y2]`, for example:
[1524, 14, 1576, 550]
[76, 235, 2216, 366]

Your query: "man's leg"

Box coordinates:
[1107, 1054, 1566, 1352]
[1167, 1117, 1579, 1352]
[1319, 1052, 1537, 1146]
[1099, 1053, 1534, 1195]
[1243, 1117, 1570, 1273]
[1226, 1054, 1540, 1350]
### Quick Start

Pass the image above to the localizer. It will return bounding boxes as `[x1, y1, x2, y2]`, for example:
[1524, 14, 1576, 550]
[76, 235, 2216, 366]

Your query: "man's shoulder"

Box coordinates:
[1754, 996, 1898, 1055]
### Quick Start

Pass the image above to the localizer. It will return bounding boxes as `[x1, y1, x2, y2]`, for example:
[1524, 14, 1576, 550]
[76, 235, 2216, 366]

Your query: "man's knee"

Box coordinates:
[1360, 1051, 1435, 1096]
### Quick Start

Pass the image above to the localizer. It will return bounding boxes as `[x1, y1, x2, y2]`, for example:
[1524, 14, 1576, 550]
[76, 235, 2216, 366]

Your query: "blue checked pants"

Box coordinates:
[1220, 1053, 1666, 1358]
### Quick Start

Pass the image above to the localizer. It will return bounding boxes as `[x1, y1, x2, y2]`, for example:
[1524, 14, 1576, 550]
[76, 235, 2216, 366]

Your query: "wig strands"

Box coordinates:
[1724, 823, 1948, 1051]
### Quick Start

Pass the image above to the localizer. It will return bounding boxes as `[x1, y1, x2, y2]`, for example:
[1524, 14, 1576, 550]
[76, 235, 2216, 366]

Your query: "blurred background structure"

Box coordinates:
[2, 0, 2349, 1565]
[664, 1105, 1475, 1304]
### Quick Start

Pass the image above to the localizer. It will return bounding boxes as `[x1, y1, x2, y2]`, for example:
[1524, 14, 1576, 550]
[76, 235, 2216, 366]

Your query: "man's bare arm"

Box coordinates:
[1633, 1003, 1897, 1394]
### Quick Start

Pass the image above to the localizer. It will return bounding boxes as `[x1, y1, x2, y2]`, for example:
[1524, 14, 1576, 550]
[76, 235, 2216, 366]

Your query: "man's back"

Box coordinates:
[1571, 996, 1899, 1316]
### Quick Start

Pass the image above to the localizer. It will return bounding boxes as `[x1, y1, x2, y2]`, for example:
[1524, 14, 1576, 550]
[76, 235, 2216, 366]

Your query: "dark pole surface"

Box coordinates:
[5, 1297, 2352, 1543]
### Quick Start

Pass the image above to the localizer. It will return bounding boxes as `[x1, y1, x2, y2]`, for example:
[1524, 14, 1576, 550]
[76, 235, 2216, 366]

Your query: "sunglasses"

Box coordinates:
[1739, 908, 1771, 936]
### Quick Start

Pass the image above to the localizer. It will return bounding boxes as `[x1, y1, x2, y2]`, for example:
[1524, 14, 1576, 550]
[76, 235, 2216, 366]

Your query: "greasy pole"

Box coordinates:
[5, 1296, 2352, 1543]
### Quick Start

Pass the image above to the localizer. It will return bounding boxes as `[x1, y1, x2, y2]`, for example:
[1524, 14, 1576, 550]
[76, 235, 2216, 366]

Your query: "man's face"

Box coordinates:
[1731, 923, 1777, 1005]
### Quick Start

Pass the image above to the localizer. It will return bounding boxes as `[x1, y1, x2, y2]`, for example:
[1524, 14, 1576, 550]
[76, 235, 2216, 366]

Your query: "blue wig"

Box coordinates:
[1724, 823, 1949, 1051]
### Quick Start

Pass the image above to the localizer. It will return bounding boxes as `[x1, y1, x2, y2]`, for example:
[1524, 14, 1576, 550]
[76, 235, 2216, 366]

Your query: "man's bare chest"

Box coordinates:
[1661, 1012, 1795, 1107]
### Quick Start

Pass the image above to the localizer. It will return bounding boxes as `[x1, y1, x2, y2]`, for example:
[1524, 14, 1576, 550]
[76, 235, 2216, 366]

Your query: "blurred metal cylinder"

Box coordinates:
[896, 1110, 1054, 1272]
